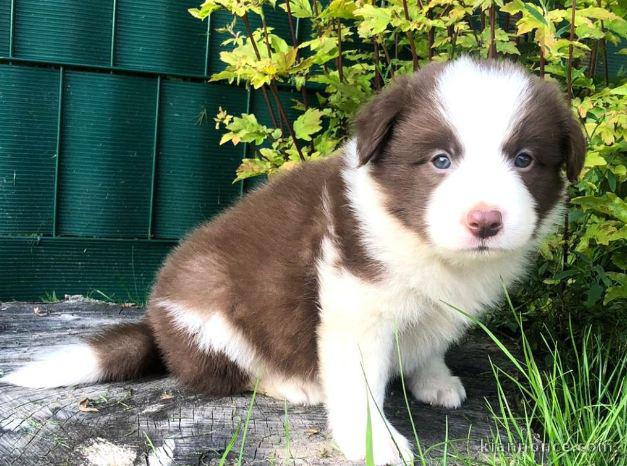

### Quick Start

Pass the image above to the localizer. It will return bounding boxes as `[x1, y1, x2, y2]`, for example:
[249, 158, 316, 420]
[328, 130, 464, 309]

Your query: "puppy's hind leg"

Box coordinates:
[148, 302, 252, 396]
[257, 376, 323, 405]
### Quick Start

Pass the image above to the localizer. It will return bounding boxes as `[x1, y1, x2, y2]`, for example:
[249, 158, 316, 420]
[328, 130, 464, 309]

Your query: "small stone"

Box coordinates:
[33, 307, 48, 317]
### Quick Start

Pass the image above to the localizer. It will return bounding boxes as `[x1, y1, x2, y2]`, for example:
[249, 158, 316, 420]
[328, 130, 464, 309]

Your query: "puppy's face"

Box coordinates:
[354, 58, 586, 258]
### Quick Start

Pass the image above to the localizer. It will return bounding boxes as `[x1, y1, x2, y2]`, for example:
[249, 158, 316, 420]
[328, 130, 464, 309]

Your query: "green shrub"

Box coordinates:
[190, 0, 626, 344]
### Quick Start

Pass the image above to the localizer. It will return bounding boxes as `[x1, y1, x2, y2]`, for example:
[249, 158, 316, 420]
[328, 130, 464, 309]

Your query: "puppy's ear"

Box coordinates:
[354, 75, 412, 165]
[565, 112, 586, 183]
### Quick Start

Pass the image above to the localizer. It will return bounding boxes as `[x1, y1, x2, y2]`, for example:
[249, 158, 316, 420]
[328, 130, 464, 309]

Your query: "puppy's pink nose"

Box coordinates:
[465, 208, 503, 239]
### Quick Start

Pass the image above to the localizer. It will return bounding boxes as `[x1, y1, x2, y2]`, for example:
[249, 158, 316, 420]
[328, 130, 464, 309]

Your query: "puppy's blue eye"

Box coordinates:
[432, 154, 451, 170]
[514, 151, 533, 168]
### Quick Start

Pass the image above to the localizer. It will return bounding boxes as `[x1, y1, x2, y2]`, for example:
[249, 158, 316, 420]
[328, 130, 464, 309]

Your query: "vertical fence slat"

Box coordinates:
[147, 75, 161, 238]
[204, 14, 212, 76]
[8, 0, 15, 58]
[52, 66, 64, 237]
[110, 0, 118, 67]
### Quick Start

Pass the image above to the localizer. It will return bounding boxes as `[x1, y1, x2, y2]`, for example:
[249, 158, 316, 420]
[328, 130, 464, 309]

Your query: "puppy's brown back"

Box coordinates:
[147, 155, 345, 392]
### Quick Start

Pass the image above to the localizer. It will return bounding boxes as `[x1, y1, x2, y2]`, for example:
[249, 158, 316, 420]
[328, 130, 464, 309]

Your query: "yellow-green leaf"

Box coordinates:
[279, 0, 313, 18]
[293, 108, 324, 141]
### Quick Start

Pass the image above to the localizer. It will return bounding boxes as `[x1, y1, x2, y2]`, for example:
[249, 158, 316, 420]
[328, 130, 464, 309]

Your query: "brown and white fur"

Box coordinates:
[2, 57, 585, 465]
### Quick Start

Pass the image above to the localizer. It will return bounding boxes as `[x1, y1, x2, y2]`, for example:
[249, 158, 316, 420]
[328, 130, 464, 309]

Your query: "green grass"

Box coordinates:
[481, 322, 626, 465]
[36, 288, 147, 306]
[283, 399, 293, 461]
[356, 288, 626, 465]
[217, 289, 625, 465]
[238, 378, 259, 465]
[365, 400, 375, 466]
[444, 287, 626, 466]
[40, 290, 60, 303]
[395, 329, 426, 464]
[215, 379, 259, 466]
[218, 424, 241, 466]
[87, 288, 147, 306]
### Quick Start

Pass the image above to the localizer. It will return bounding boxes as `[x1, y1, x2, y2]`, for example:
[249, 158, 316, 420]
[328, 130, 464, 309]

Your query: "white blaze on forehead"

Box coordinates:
[424, 57, 538, 253]
[436, 57, 530, 155]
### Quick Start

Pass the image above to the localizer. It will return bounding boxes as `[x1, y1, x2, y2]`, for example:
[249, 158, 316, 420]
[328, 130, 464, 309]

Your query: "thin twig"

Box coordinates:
[269, 84, 305, 161]
[561, 0, 577, 315]
[284, 0, 298, 49]
[240, 13, 280, 129]
[449, 25, 459, 59]
[379, 34, 394, 77]
[373, 38, 382, 90]
[281, 1, 309, 110]
[427, 9, 435, 60]
[488, 4, 497, 58]
[261, 15, 273, 57]
[260, 88, 280, 129]
[601, 25, 609, 85]
[242, 12, 304, 160]
[336, 20, 345, 82]
[567, 0, 576, 100]
[401, 0, 420, 70]
[588, 40, 598, 79]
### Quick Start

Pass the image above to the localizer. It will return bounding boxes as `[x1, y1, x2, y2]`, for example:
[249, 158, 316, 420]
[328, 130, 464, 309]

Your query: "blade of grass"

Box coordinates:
[394, 328, 426, 465]
[359, 357, 409, 466]
[219, 424, 242, 466]
[237, 378, 259, 465]
[283, 399, 293, 462]
[440, 298, 525, 375]
[365, 400, 375, 466]
[441, 416, 448, 466]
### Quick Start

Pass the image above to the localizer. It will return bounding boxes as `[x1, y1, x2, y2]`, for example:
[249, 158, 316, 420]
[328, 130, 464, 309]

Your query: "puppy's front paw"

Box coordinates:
[335, 421, 414, 465]
[372, 428, 414, 466]
[410, 373, 466, 409]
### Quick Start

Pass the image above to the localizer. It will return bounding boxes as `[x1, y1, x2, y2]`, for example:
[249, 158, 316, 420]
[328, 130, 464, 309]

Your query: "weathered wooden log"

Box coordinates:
[0, 298, 513, 465]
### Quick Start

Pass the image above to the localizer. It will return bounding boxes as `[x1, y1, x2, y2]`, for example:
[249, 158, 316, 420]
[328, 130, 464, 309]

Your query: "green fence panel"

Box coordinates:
[1, 1, 625, 302]
[0, 237, 172, 302]
[57, 71, 158, 238]
[152, 81, 247, 239]
[597, 41, 626, 80]
[13, 0, 113, 65]
[0, 65, 59, 236]
[0, 0, 9, 56]
[208, 12, 249, 75]
[115, 0, 208, 76]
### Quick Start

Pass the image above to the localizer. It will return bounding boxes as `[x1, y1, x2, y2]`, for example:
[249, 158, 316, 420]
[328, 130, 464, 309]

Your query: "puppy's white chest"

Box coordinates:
[319, 255, 471, 327]
[317, 237, 522, 340]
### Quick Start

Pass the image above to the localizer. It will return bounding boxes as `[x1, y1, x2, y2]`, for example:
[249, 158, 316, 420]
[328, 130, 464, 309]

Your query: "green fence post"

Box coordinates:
[52, 66, 64, 237]
[148, 75, 162, 239]
[8, 0, 15, 58]
[110, 0, 118, 66]
[204, 13, 212, 76]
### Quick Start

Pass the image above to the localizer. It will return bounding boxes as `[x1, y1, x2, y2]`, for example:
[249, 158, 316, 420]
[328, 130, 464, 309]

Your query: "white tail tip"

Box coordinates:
[0, 344, 102, 388]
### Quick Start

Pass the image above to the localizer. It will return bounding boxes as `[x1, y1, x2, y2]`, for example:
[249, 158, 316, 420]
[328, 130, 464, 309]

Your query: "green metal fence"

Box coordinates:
[0, 0, 302, 301]
[1, 2, 623, 302]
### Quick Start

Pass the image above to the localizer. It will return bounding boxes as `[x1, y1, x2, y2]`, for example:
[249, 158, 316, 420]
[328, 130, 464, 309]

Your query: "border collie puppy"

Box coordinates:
[3, 57, 585, 465]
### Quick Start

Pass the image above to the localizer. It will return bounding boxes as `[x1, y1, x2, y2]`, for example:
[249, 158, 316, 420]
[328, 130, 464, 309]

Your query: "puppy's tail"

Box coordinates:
[0, 321, 163, 388]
